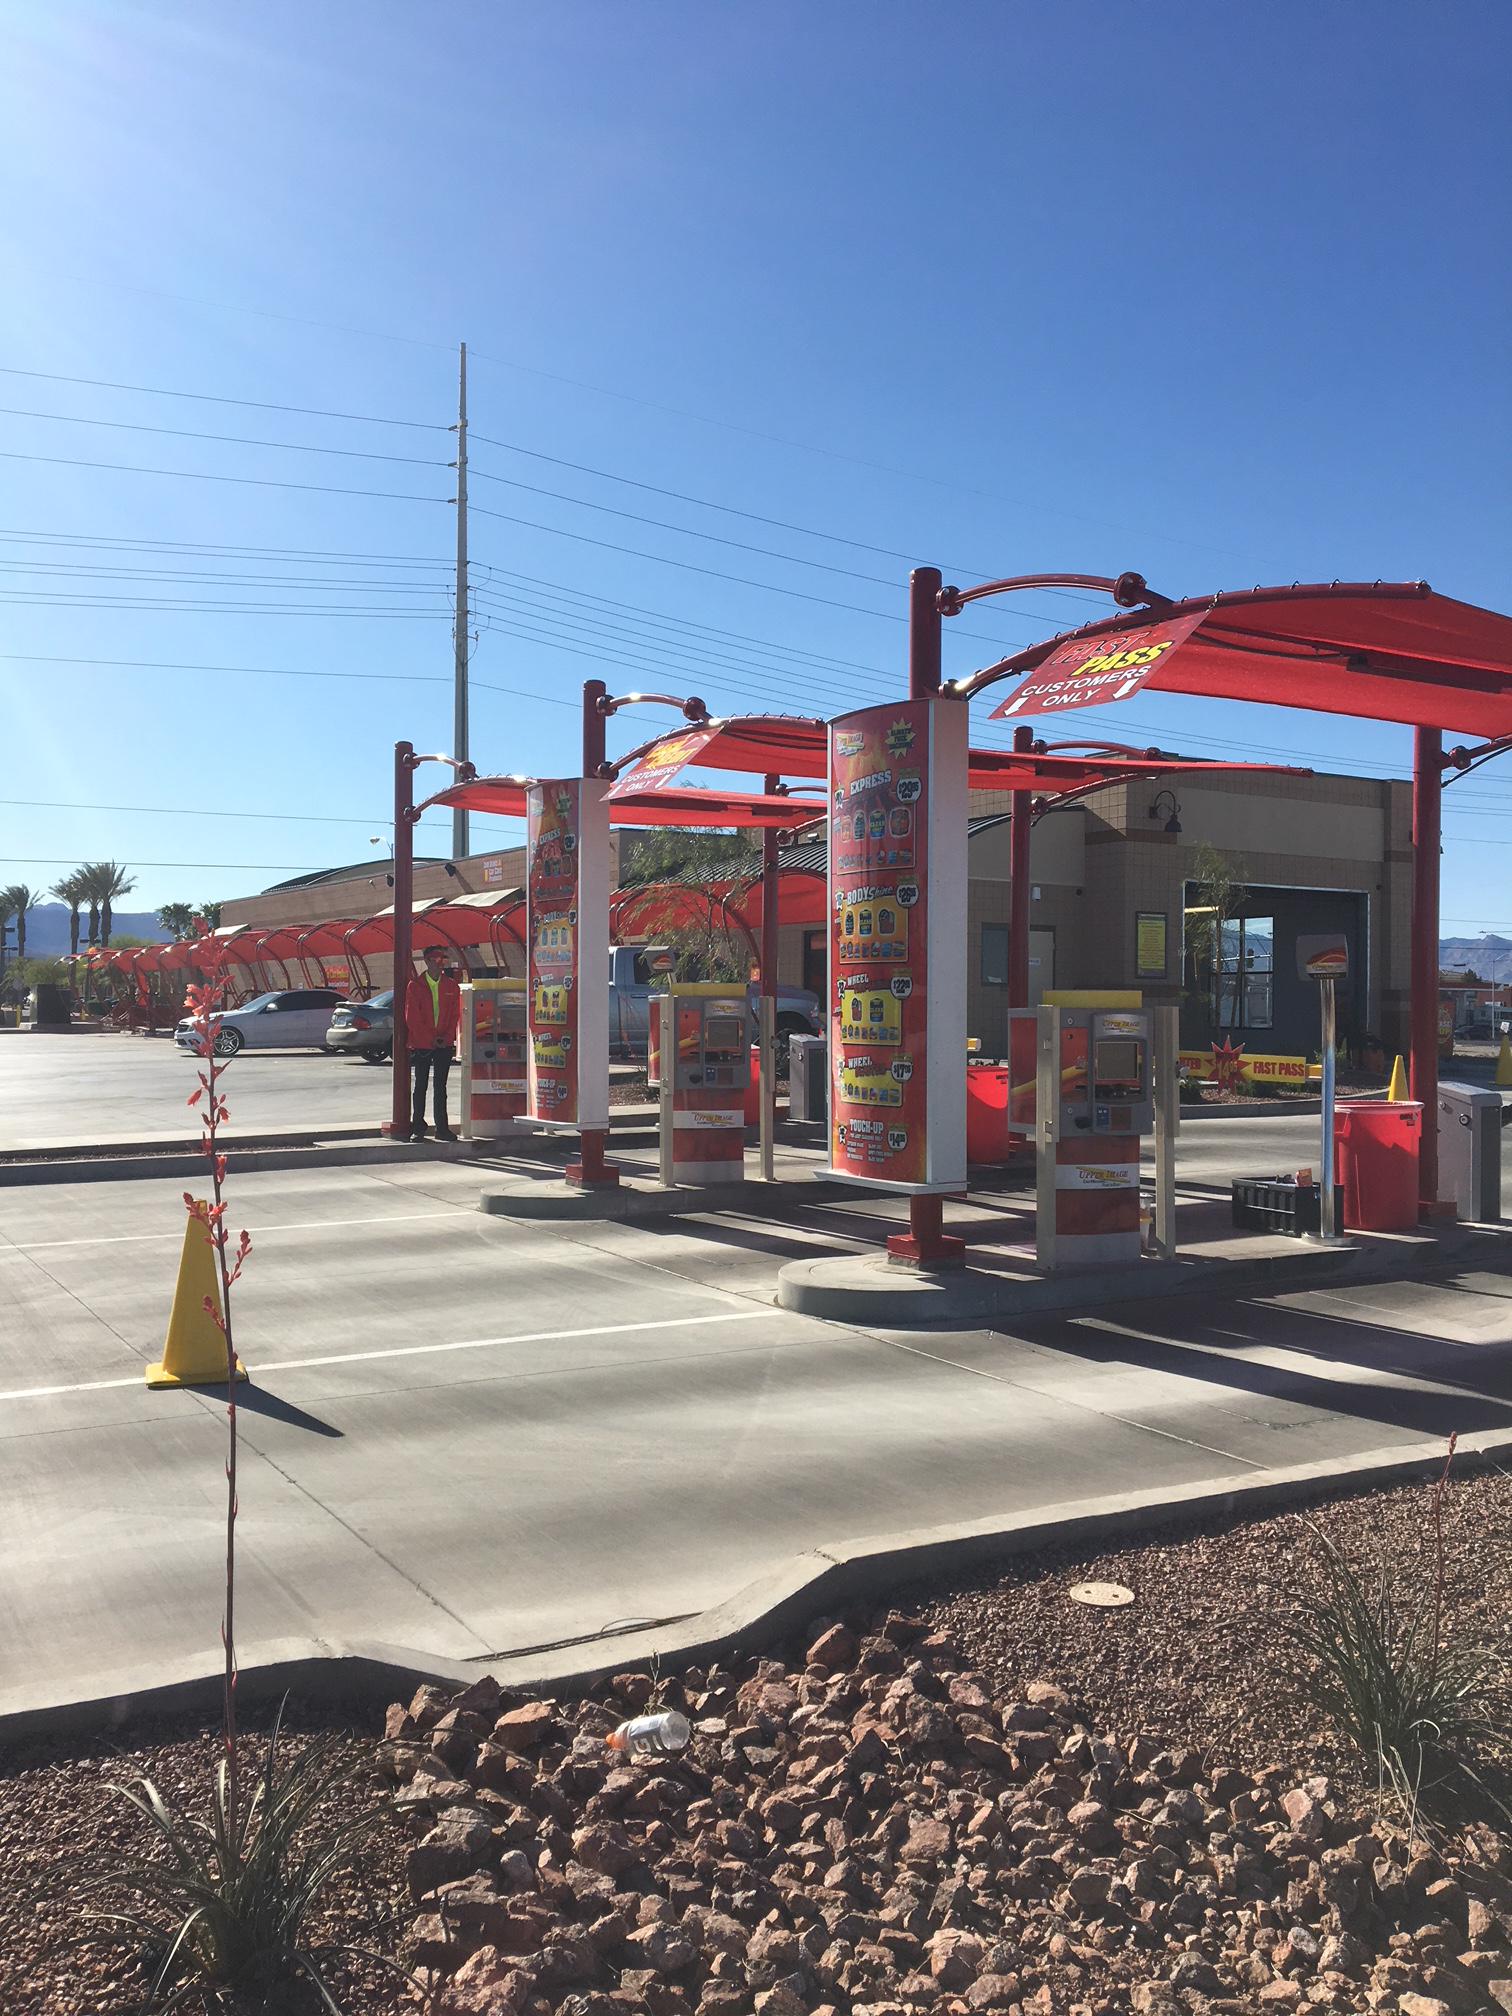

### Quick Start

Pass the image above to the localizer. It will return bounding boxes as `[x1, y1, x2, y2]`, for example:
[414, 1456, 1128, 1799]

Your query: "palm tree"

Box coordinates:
[80, 861, 136, 948]
[198, 901, 223, 931]
[50, 874, 85, 957]
[1, 884, 35, 961]
[0, 889, 12, 980]
[158, 902, 195, 941]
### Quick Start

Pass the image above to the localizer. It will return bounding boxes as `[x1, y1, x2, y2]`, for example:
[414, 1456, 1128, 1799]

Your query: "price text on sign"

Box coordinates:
[829, 702, 932, 1184]
[526, 781, 583, 1123]
[990, 609, 1207, 719]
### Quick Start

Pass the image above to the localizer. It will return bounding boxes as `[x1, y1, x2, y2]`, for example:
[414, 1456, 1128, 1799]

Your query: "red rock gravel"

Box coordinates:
[3, 1471, 1508, 2015]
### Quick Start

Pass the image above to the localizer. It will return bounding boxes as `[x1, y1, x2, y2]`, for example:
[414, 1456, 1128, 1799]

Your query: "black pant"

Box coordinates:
[410, 1046, 454, 1133]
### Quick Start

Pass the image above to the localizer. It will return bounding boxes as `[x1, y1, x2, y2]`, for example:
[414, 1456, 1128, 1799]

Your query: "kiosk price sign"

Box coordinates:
[826, 698, 966, 1192]
[525, 777, 610, 1131]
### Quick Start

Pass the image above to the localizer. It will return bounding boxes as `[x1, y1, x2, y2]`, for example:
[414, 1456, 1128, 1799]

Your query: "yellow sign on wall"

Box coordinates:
[1179, 1048, 1320, 1086]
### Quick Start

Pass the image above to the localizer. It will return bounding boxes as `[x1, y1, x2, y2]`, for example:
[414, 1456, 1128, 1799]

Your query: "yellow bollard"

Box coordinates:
[1386, 1055, 1409, 1103]
[145, 1201, 247, 1389]
[1498, 1034, 1512, 1090]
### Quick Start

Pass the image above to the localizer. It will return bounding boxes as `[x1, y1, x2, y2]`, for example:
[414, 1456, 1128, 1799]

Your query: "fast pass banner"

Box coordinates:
[525, 778, 609, 1130]
[606, 724, 721, 799]
[990, 609, 1207, 719]
[827, 698, 966, 1192]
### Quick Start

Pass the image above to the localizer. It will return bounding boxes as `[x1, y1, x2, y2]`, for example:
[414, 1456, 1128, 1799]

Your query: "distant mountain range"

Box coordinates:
[1440, 934, 1512, 982]
[14, 902, 169, 957]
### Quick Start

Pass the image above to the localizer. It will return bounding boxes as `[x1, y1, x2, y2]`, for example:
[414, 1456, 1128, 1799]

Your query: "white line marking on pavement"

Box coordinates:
[0, 1307, 771, 1404]
[0, 1210, 468, 1255]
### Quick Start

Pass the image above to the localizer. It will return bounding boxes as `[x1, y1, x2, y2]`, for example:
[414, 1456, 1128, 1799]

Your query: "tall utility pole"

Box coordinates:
[452, 341, 470, 861]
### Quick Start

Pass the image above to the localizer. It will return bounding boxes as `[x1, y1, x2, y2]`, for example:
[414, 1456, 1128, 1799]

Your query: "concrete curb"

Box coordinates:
[0, 1119, 664, 1188]
[478, 1173, 855, 1221]
[776, 1218, 1512, 1325]
[6, 1425, 1511, 1744]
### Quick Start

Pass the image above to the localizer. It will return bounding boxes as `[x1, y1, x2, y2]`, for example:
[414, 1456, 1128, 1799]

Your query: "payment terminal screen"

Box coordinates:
[1093, 1038, 1142, 1095]
[704, 1015, 744, 1059]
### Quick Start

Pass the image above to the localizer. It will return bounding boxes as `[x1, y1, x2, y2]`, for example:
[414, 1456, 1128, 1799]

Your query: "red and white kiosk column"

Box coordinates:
[826, 567, 968, 1266]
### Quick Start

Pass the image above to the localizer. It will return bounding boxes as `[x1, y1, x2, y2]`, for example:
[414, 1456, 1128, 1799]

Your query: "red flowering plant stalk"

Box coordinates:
[183, 961, 254, 1831]
[70, 955, 400, 2011]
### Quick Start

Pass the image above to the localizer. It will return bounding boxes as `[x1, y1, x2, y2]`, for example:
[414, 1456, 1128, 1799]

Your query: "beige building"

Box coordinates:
[220, 768, 1411, 1058]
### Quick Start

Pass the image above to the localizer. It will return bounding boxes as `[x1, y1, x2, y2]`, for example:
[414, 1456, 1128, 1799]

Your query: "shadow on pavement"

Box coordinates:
[1014, 1290, 1512, 1442]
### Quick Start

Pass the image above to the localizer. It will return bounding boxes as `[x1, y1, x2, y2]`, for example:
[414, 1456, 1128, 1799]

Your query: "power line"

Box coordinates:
[481, 566, 890, 677]
[470, 431, 1107, 607]
[0, 561, 449, 593]
[0, 363, 443, 430]
[471, 460, 909, 589]
[2, 797, 391, 825]
[0, 794, 515, 828]
[0, 651, 675, 723]
[0, 855, 331, 871]
[0, 405, 450, 467]
[474, 587, 879, 700]
[0, 596, 449, 617]
[468, 499, 1030, 647]
[0, 449, 449, 504]
[0, 527, 453, 568]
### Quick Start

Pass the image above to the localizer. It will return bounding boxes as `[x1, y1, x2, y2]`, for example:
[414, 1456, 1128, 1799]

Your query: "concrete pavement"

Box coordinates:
[0, 1032, 390, 1149]
[4, 1152, 1511, 1721]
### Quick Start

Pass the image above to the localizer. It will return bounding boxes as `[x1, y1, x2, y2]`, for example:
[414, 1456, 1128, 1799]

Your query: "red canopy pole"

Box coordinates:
[895, 568, 959, 1264]
[387, 740, 415, 1138]
[759, 773, 781, 1179]
[1008, 724, 1034, 1010]
[1410, 726, 1442, 1211]
[568, 679, 618, 1187]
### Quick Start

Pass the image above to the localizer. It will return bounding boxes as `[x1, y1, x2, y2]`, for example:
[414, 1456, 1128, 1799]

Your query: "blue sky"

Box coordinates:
[2, 0, 1509, 930]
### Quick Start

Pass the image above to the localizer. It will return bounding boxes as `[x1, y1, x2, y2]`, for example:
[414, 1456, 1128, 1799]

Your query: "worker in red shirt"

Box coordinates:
[405, 944, 462, 1140]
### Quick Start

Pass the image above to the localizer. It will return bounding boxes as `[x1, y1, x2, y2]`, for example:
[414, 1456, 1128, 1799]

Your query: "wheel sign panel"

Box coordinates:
[827, 698, 966, 1192]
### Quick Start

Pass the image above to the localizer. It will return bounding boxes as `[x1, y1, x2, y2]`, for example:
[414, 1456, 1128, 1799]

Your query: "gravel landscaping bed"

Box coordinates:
[3, 1468, 1508, 2015]
[0, 1699, 412, 2016]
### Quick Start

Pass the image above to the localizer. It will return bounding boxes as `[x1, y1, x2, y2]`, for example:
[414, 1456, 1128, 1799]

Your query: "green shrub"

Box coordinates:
[1276, 1443, 1507, 1815]
[75, 1707, 393, 2012]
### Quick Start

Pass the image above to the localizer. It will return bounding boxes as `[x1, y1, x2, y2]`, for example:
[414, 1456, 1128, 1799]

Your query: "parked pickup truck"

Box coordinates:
[607, 944, 821, 1066]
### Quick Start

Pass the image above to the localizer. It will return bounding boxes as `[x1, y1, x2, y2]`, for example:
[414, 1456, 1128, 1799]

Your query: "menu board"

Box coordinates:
[525, 779, 610, 1130]
[828, 699, 964, 1190]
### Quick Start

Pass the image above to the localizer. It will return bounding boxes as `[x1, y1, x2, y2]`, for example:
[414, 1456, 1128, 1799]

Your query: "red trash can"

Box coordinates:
[967, 1065, 1013, 1163]
[743, 1042, 761, 1125]
[1332, 1100, 1422, 1231]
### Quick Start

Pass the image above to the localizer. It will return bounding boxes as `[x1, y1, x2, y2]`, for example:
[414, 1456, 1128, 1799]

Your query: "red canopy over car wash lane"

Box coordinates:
[923, 567, 1512, 1214]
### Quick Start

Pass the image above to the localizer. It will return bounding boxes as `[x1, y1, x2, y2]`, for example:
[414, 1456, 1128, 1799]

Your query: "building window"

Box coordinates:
[981, 923, 1009, 987]
[1213, 915, 1274, 1028]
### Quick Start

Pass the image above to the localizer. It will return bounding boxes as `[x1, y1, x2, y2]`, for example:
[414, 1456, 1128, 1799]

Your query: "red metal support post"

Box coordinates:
[889, 568, 966, 1268]
[386, 740, 416, 1138]
[1410, 726, 1442, 1211]
[1008, 723, 1034, 1010]
[566, 678, 619, 1187]
[759, 773, 781, 1180]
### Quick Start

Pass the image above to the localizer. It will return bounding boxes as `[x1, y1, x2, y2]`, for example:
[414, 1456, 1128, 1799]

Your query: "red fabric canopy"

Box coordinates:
[973, 583, 1512, 737]
[427, 772, 824, 829]
[965, 749, 1306, 793]
[609, 715, 827, 787]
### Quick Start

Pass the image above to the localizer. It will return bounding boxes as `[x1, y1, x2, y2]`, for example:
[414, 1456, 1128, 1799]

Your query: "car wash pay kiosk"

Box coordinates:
[650, 982, 753, 1186]
[1034, 999, 1178, 1269]
[459, 978, 528, 1141]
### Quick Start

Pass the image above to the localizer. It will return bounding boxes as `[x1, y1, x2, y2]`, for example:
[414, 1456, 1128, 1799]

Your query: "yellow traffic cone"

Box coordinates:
[1386, 1054, 1408, 1102]
[1497, 1034, 1512, 1090]
[146, 1201, 247, 1388]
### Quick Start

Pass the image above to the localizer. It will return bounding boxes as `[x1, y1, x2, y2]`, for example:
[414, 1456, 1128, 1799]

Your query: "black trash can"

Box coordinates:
[24, 982, 71, 1029]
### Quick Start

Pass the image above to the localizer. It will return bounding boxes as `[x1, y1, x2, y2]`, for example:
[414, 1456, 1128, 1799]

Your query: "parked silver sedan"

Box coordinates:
[174, 987, 344, 1058]
[325, 990, 395, 1062]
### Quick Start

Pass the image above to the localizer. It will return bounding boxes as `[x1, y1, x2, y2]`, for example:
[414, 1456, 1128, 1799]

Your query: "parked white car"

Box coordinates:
[174, 987, 344, 1058]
